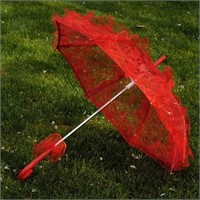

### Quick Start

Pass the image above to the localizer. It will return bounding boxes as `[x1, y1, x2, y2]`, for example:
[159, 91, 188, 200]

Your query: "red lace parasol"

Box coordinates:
[18, 9, 193, 181]
[52, 10, 193, 171]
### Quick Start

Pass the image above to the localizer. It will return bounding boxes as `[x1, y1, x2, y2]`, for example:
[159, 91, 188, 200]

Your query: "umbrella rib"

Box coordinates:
[86, 74, 125, 97]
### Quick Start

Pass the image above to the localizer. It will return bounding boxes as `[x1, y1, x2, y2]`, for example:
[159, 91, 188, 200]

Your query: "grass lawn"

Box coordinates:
[1, 1, 199, 199]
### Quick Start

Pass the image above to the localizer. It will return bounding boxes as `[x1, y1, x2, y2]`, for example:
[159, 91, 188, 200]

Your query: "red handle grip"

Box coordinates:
[18, 149, 51, 181]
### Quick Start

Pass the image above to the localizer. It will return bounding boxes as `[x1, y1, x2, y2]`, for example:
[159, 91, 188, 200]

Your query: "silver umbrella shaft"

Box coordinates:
[55, 79, 135, 146]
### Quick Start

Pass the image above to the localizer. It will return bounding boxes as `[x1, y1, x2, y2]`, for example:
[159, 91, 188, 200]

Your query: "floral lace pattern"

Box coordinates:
[52, 9, 193, 171]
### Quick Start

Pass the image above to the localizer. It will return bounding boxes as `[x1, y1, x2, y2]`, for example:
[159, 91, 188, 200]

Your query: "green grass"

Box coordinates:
[1, 1, 199, 199]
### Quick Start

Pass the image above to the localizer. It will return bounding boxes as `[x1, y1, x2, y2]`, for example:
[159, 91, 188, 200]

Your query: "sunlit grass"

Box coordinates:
[1, 1, 199, 199]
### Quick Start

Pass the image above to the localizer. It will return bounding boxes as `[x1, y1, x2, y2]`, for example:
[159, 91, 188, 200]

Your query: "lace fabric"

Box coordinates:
[52, 9, 193, 171]
[33, 133, 67, 162]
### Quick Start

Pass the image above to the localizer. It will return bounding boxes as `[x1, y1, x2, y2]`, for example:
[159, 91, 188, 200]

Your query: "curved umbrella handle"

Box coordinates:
[18, 149, 51, 181]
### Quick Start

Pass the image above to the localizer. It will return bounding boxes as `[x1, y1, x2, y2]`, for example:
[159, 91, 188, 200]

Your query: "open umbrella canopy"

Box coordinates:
[52, 9, 193, 171]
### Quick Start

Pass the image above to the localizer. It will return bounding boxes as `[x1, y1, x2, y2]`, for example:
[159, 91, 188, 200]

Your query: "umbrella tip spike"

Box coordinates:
[154, 55, 167, 67]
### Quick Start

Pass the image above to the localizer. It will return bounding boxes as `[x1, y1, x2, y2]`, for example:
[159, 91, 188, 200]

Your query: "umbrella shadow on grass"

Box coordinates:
[4, 122, 163, 198]
[14, 123, 173, 199]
